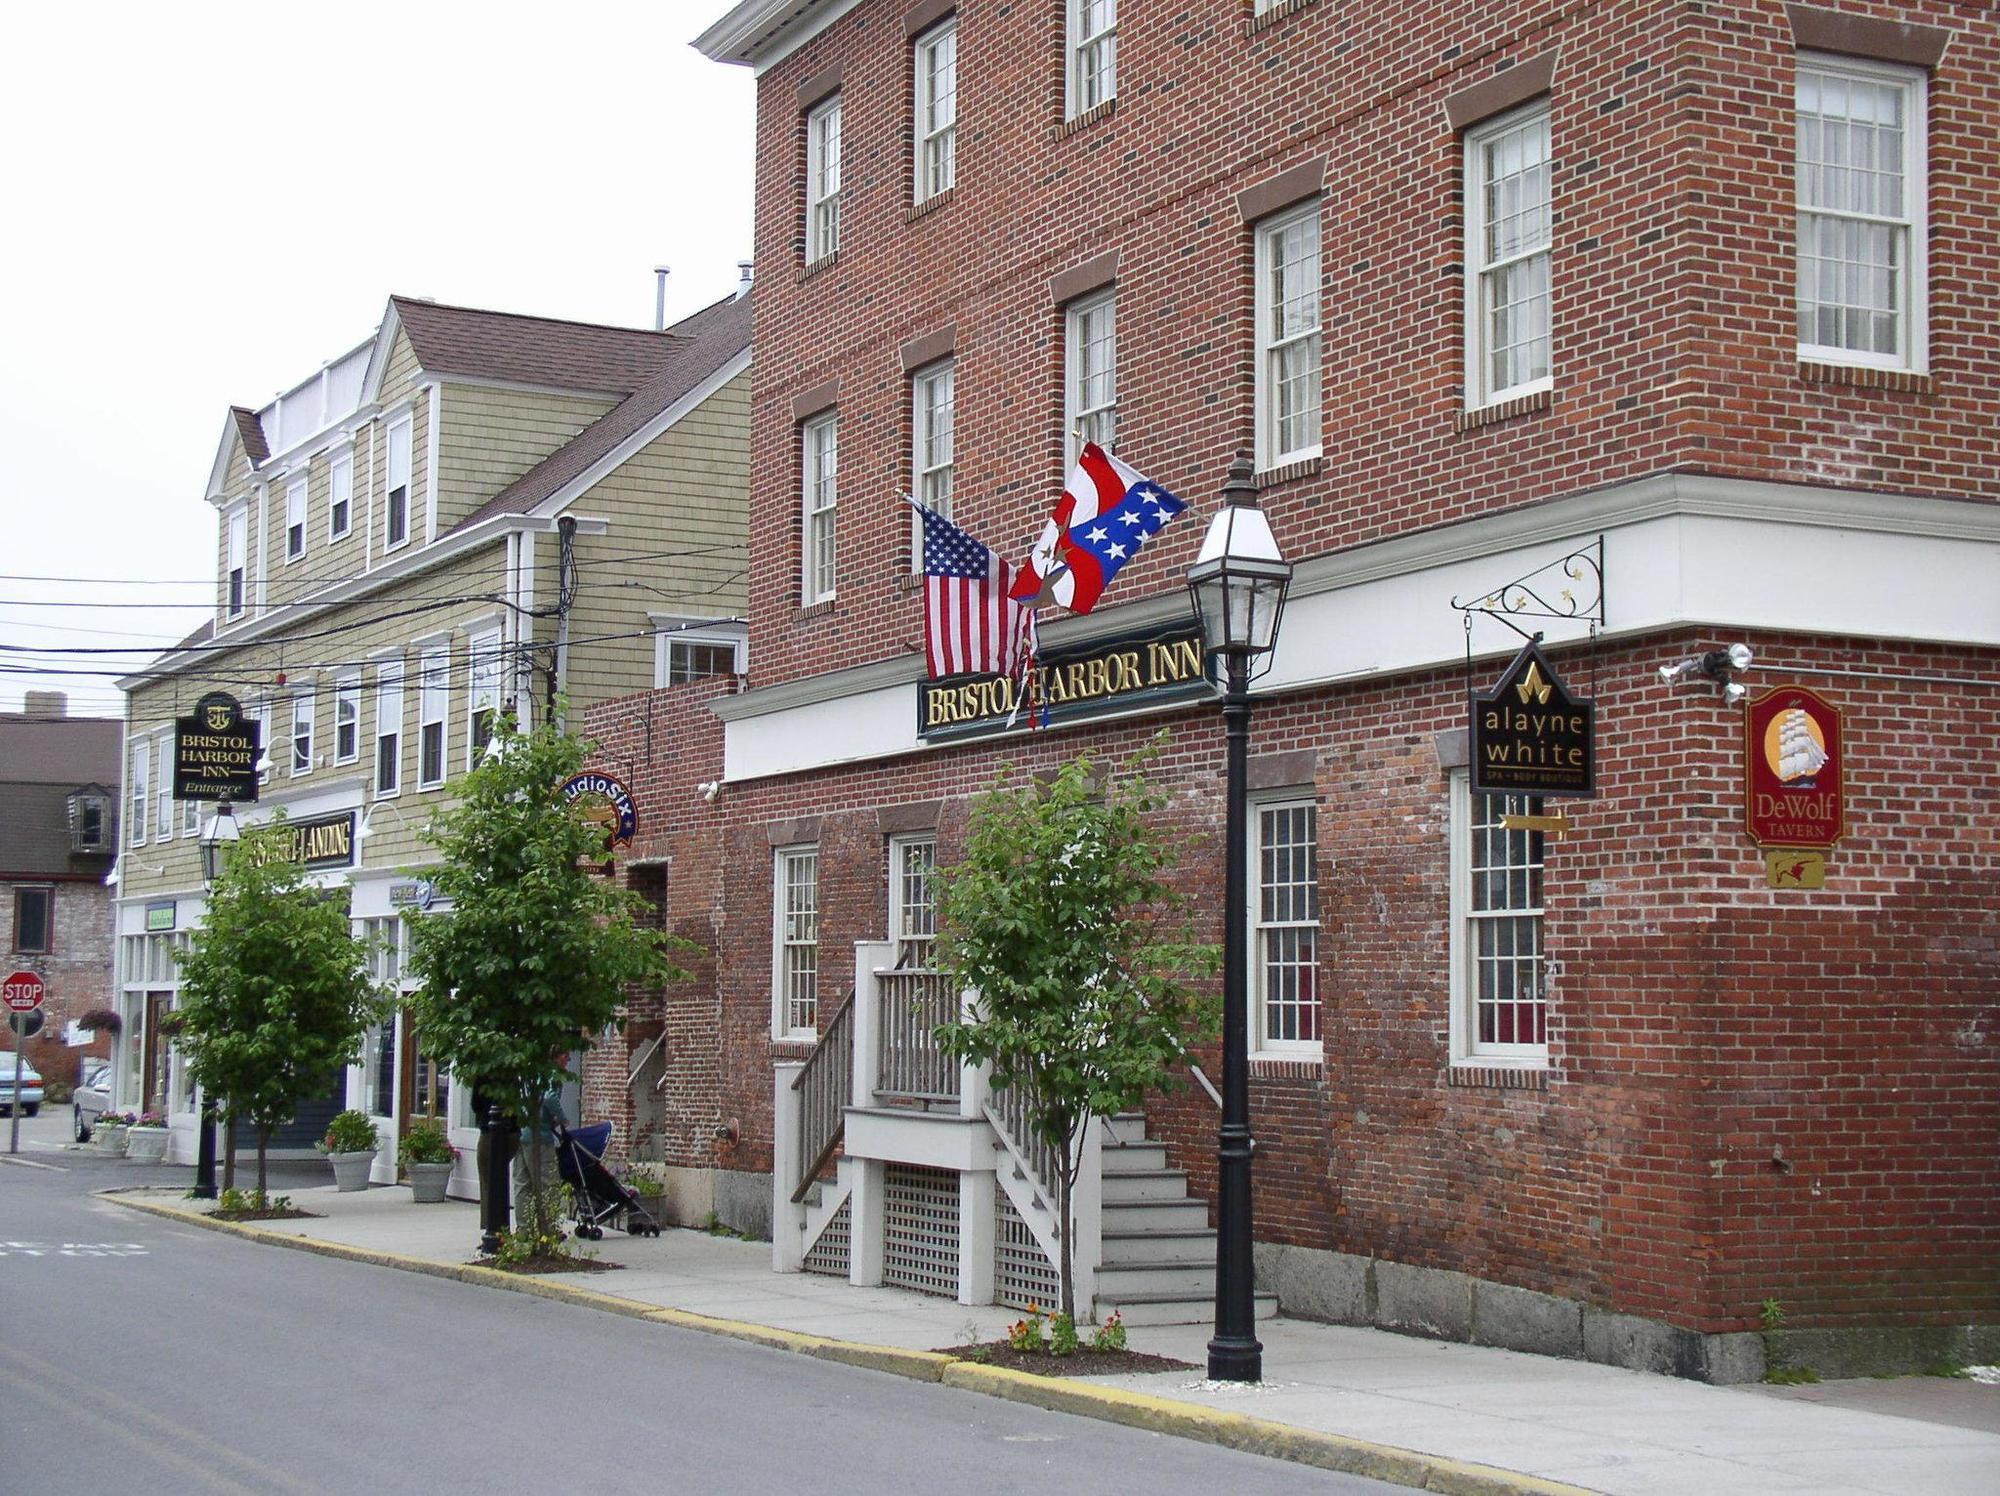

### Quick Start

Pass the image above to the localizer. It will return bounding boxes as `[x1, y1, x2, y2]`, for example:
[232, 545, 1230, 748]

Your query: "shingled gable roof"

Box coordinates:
[446, 291, 752, 534]
[388, 296, 686, 395]
[230, 407, 269, 464]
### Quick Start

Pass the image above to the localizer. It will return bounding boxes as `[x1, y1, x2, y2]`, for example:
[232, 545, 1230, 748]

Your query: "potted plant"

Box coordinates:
[95, 1110, 134, 1155]
[125, 1109, 171, 1163]
[398, 1119, 457, 1203]
[318, 1109, 379, 1191]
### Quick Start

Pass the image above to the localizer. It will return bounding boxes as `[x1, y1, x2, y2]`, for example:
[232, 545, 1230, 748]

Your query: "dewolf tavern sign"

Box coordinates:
[1469, 640, 1597, 797]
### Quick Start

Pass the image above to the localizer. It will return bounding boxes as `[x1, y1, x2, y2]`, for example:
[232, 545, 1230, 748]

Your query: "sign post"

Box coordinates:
[4, 969, 45, 1156]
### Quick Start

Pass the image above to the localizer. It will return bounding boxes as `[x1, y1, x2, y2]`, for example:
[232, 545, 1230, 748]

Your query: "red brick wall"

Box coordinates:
[0, 877, 114, 1085]
[743, 0, 1998, 694]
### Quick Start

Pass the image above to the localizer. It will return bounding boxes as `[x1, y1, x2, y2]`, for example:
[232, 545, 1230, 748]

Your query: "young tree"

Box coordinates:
[934, 743, 1220, 1321]
[404, 713, 690, 1233]
[175, 814, 384, 1199]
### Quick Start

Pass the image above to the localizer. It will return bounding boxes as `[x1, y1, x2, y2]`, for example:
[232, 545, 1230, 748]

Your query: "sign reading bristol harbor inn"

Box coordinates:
[919, 620, 1211, 743]
[172, 692, 262, 802]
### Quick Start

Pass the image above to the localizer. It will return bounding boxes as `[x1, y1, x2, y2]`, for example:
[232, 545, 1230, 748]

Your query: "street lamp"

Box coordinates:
[1186, 454, 1293, 1384]
[191, 801, 239, 1198]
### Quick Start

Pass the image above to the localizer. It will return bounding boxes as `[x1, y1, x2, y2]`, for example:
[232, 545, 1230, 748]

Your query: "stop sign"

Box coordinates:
[2, 971, 44, 1013]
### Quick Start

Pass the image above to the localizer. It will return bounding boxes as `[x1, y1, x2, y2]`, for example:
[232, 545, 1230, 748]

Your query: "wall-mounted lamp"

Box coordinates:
[696, 780, 721, 802]
[1659, 643, 1753, 706]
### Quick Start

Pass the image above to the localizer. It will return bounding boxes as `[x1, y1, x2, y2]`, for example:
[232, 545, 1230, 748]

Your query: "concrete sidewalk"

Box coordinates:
[110, 1182, 1998, 1496]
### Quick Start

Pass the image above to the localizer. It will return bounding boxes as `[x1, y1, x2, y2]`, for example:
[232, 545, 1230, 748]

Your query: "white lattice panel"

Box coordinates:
[883, 1164, 959, 1298]
[803, 1196, 851, 1279]
[995, 1183, 1061, 1312]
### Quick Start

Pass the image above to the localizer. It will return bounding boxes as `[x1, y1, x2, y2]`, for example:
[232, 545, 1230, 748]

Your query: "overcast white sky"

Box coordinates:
[0, 1, 754, 718]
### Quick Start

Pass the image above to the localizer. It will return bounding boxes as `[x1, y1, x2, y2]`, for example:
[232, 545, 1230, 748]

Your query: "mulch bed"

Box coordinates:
[209, 1208, 321, 1222]
[936, 1342, 1196, 1377]
[468, 1253, 622, 1275]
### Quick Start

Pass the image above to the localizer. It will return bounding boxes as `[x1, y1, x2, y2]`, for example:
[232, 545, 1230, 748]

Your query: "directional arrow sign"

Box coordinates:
[3, 971, 45, 1013]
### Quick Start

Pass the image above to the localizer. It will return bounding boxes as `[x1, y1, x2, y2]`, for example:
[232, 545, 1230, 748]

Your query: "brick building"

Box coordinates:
[578, 0, 1999, 1379]
[1, 691, 120, 1090]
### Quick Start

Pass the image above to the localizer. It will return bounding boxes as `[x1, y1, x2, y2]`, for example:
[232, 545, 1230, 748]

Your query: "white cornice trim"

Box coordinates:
[694, 0, 858, 72]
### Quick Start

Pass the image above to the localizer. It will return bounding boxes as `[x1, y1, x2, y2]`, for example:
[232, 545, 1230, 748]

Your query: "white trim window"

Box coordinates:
[329, 451, 353, 540]
[806, 94, 842, 264]
[385, 417, 412, 550]
[659, 635, 743, 685]
[1796, 55, 1927, 371]
[774, 846, 819, 1037]
[911, 359, 955, 565]
[252, 699, 273, 786]
[914, 18, 957, 204]
[154, 730, 172, 844]
[417, 644, 448, 789]
[1066, 288, 1118, 462]
[129, 737, 149, 846]
[467, 627, 501, 765]
[802, 412, 838, 605]
[889, 834, 938, 965]
[1068, 0, 1117, 117]
[181, 788, 199, 838]
[285, 478, 307, 562]
[375, 660, 403, 797]
[1465, 102, 1553, 408]
[1251, 799, 1319, 1050]
[225, 506, 248, 619]
[290, 690, 315, 777]
[333, 673, 361, 765]
[1254, 202, 1322, 468]
[1450, 773, 1548, 1064]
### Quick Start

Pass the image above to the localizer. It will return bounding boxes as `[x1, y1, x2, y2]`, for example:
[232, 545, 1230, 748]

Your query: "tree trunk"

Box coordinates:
[256, 1121, 270, 1200]
[1055, 1118, 1083, 1323]
[222, 1112, 237, 1192]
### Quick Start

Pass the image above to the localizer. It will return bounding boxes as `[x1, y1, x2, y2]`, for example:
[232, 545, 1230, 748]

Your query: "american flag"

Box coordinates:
[917, 502, 1035, 680]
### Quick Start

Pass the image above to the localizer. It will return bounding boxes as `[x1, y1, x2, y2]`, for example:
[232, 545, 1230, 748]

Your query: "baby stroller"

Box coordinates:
[552, 1118, 662, 1240]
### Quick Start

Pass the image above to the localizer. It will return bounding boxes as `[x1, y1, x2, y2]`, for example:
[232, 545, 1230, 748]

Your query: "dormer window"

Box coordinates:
[386, 418, 412, 549]
[69, 792, 108, 851]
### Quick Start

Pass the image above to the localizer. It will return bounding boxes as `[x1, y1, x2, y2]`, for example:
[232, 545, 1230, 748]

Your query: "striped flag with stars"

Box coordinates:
[1008, 443, 1189, 615]
[916, 501, 1036, 680]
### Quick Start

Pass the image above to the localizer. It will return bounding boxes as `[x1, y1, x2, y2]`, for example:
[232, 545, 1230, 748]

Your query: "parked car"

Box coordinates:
[72, 1059, 111, 1140]
[0, 1055, 43, 1117]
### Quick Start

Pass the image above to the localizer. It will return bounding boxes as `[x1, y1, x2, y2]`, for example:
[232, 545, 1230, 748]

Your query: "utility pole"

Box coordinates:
[550, 515, 577, 726]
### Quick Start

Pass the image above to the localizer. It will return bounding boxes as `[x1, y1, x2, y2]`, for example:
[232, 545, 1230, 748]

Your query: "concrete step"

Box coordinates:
[1100, 1227, 1216, 1266]
[1095, 1260, 1217, 1298]
[1099, 1168, 1191, 1204]
[1101, 1198, 1211, 1233]
[1101, 1112, 1149, 1146]
[1099, 1140, 1170, 1173]
[1093, 1289, 1279, 1327]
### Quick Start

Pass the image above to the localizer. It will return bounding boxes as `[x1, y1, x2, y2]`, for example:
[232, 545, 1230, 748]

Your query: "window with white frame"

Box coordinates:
[774, 846, 819, 1037]
[129, 737, 149, 845]
[252, 699, 273, 786]
[889, 834, 937, 966]
[1069, 0, 1117, 117]
[657, 635, 743, 685]
[1066, 289, 1118, 462]
[1465, 101, 1553, 408]
[285, 479, 307, 561]
[1796, 55, 1926, 370]
[386, 418, 412, 549]
[801, 412, 838, 605]
[911, 358, 955, 564]
[375, 660, 403, 796]
[334, 673, 361, 765]
[329, 451, 353, 539]
[417, 645, 448, 788]
[806, 94, 842, 264]
[914, 19, 957, 203]
[291, 690, 315, 776]
[181, 788, 199, 838]
[467, 628, 501, 765]
[1254, 202, 1322, 467]
[1450, 773, 1547, 1062]
[1251, 799, 1319, 1050]
[154, 731, 172, 842]
[226, 506, 248, 618]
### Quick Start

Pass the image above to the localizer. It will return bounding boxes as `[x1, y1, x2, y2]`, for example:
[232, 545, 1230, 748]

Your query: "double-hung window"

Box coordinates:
[1796, 56, 1926, 370]
[129, 737, 150, 846]
[71, 793, 105, 851]
[291, 690, 314, 777]
[801, 413, 838, 605]
[1251, 800, 1320, 1050]
[661, 637, 741, 684]
[1465, 102, 1553, 408]
[914, 19, 957, 204]
[467, 628, 501, 765]
[386, 418, 412, 549]
[225, 507, 248, 618]
[375, 660, 403, 796]
[1066, 289, 1118, 461]
[1068, 0, 1117, 117]
[181, 789, 198, 838]
[1450, 773, 1547, 1063]
[329, 452, 353, 540]
[333, 674, 361, 765]
[889, 834, 937, 966]
[806, 95, 842, 263]
[1254, 203, 1322, 468]
[13, 888, 51, 954]
[417, 645, 448, 789]
[285, 479, 307, 561]
[154, 731, 172, 844]
[774, 846, 819, 1037]
[912, 360, 955, 564]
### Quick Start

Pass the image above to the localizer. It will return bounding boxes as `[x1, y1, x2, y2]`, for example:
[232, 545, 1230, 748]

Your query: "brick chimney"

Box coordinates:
[24, 690, 66, 718]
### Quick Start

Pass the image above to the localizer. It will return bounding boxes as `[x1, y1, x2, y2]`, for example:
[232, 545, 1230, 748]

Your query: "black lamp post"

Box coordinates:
[1186, 454, 1293, 1384]
[191, 801, 239, 1199]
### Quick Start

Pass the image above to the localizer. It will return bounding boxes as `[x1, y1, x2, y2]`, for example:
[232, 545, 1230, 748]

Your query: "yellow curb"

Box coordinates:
[106, 1192, 1587, 1496]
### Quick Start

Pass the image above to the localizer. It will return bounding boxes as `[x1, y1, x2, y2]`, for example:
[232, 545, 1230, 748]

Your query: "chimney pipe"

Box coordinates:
[653, 266, 671, 332]
[736, 260, 755, 299]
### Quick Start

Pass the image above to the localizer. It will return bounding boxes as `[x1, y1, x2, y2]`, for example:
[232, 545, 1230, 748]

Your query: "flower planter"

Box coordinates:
[406, 1161, 453, 1203]
[124, 1126, 170, 1164]
[327, 1150, 376, 1191]
[96, 1125, 129, 1157]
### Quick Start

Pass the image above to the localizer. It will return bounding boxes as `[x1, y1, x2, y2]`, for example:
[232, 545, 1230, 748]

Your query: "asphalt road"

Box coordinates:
[1, 1136, 1395, 1495]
